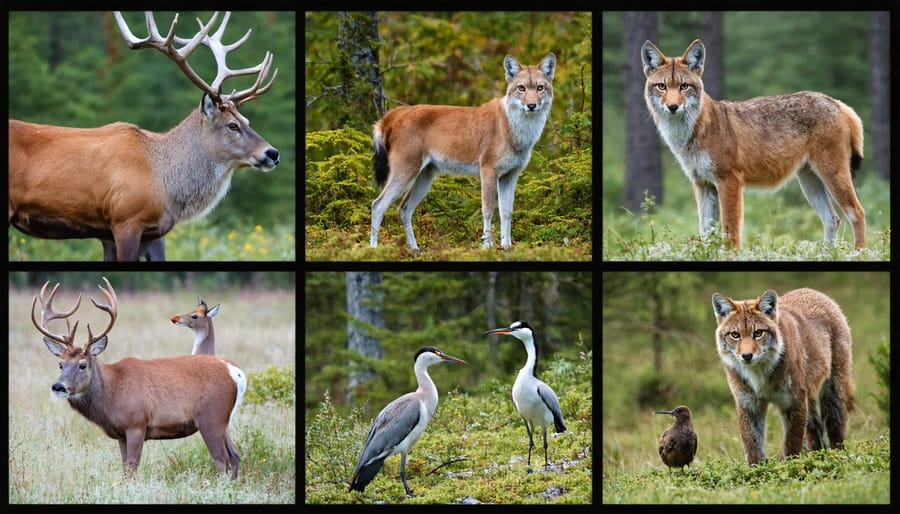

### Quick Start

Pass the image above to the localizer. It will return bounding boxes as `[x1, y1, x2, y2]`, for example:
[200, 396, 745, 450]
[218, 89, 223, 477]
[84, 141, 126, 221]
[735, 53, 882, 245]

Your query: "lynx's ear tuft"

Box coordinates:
[712, 292, 735, 320]
[757, 289, 779, 318]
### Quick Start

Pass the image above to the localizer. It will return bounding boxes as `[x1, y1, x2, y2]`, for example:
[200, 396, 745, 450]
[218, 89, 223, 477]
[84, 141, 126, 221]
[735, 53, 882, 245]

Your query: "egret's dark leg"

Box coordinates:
[400, 451, 412, 496]
[524, 418, 535, 474]
[542, 426, 549, 470]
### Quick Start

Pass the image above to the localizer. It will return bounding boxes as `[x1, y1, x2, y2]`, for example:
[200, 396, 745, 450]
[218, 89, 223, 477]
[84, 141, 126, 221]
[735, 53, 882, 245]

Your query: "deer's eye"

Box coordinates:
[228, 122, 239, 131]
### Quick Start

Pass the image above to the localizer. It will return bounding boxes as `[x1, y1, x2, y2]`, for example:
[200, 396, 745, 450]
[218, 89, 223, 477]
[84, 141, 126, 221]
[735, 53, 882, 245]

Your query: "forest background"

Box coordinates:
[8, 11, 296, 261]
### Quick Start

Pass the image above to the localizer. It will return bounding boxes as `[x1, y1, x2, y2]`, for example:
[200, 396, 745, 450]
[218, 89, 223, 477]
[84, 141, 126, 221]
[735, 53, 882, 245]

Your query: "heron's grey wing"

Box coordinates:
[536, 381, 567, 433]
[354, 393, 421, 472]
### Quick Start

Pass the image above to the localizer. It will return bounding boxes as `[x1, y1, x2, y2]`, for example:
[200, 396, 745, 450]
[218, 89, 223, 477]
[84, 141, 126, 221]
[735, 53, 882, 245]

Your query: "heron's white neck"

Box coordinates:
[517, 333, 539, 379]
[414, 359, 440, 416]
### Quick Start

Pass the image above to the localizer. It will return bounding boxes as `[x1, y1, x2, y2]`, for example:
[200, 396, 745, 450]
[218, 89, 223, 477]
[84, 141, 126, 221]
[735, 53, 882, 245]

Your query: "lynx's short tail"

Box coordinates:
[836, 100, 864, 176]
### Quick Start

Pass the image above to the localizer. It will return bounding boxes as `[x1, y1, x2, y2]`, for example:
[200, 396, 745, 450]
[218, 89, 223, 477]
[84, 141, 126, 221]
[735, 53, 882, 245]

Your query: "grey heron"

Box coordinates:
[485, 320, 566, 473]
[349, 346, 467, 496]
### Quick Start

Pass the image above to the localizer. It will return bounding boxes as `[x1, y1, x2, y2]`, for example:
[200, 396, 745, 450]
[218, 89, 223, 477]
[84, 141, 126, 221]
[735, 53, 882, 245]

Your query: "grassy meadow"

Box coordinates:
[9, 221, 296, 261]
[8, 282, 296, 503]
[602, 271, 891, 504]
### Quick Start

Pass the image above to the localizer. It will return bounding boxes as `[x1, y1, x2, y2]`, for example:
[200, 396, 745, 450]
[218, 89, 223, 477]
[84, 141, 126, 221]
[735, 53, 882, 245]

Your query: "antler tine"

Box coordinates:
[30, 281, 82, 346]
[226, 54, 278, 106]
[87, 277, 118, 344]
[114, 11, 221, 100]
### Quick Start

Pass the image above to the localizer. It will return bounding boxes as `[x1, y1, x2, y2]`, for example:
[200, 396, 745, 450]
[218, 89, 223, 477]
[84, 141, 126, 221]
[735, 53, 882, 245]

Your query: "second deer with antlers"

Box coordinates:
[8, 12, 280, 261]
[32, 278, 247, 478]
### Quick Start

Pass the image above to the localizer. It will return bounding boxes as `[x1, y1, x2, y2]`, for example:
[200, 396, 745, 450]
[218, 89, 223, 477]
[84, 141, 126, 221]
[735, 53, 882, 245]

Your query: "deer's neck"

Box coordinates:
[192, 320, 216, 355]
[149, 109, 236, 223]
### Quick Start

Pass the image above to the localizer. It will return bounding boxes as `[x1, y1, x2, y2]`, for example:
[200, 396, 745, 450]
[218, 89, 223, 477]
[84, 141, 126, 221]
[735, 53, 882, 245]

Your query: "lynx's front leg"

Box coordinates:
[715, 176, 744, 248]
[693, 181, 720, 239]
[737, 397, 768, 465]
[480, 165, 498, 248]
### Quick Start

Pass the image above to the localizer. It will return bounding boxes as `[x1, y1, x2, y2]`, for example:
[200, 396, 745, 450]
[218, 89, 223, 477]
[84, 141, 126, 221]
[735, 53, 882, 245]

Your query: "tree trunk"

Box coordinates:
[346, 271, 384, 404]
[703, 12, 724, 101]
[486, 271, 498, 368]
[337, 11, 382, 126]
[869, 12, 890, 181]
[623, 12, 662, 211]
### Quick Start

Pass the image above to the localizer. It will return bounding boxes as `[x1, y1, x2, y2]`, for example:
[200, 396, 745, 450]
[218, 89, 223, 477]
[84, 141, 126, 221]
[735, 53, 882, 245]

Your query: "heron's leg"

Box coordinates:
[542, 426, 549, 470]
[400, 451, 412, 496]
[524, 418, 535, 474]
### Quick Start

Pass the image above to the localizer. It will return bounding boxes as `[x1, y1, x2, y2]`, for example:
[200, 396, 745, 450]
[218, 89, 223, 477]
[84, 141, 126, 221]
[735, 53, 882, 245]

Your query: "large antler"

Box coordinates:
[113, 11, 277, 106]
[87, 277, 118, 345]
[31, 281, 82, 347]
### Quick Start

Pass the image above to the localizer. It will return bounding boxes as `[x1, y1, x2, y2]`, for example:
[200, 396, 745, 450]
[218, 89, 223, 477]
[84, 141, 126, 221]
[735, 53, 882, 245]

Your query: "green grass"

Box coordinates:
[9, 221, 296, 261]
[604, 438, 890, 504]
[305, 351, 593, 504]
[601, 155, 891, 261]
[8, 286, 296, 503]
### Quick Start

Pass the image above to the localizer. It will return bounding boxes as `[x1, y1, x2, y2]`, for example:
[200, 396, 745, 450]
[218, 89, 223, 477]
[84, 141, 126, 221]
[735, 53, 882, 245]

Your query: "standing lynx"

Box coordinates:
[642, 39, 866, 249]
[711, 288, 855, 465]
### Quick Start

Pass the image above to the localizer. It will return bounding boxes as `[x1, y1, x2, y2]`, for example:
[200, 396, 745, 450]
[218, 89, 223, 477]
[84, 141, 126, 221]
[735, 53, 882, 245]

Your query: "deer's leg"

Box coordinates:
[124, 427, 146, 476]
[112, 223, 142, 261]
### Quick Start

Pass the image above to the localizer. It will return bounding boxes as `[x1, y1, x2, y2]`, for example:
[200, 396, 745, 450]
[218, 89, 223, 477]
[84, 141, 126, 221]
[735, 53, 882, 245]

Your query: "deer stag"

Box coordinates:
[171, 296, 220, 355]
[32, 278, 247, 478]
[8, 11, 280, 261]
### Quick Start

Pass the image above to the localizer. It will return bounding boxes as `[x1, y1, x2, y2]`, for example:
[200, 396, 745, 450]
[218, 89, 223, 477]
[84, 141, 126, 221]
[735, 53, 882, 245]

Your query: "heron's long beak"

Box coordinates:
[440, 353, 467, 365]
[484, 327, 512, 335]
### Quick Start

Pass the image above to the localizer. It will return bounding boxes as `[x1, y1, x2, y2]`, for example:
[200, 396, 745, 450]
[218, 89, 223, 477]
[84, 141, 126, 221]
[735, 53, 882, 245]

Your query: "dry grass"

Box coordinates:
[8, 283, 296, 503]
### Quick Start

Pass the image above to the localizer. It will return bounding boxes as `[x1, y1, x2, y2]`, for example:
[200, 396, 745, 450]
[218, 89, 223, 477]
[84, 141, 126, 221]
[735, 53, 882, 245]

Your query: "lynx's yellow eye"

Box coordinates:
[680, 83, 691, 91]
[655, 83, 666, 92]
[729, 331, 740, 340]
[753, 329, 765, 338]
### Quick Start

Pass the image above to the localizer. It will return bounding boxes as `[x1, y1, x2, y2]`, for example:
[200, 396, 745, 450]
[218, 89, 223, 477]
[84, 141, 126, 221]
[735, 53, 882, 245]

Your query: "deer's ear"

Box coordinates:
[200, 94, 219, 120]
[87, 336, 108, 356]
[43, 337, 68, 357]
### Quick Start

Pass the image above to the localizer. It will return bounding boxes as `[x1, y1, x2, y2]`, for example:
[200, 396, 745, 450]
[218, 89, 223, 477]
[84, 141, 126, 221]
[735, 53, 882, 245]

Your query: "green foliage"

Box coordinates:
[10, 222, 296, 261]
[868, 340, 890, 426]
[305, 272, 592, 413]
[306, 349, 593, 504]
[245, 364, 296, 406]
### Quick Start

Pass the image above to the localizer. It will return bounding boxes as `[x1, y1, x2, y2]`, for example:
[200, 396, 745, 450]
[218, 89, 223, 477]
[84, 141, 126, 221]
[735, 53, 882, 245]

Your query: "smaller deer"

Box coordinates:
[171, 296, 220, 355]
[32, 278, 246, 478]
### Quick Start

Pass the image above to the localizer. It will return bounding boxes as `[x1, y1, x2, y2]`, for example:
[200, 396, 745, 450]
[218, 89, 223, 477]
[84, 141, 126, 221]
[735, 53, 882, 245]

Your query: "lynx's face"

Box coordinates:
[712, 290, 784, 383]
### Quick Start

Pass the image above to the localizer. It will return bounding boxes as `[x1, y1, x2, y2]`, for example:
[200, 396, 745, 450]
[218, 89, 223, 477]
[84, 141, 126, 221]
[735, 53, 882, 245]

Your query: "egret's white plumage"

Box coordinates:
[485, 320, 566, 473]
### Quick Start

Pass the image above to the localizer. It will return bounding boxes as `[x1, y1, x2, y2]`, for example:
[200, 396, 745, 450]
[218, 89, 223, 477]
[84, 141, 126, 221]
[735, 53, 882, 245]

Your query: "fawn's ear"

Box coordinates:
[682, 39, 705, 75]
